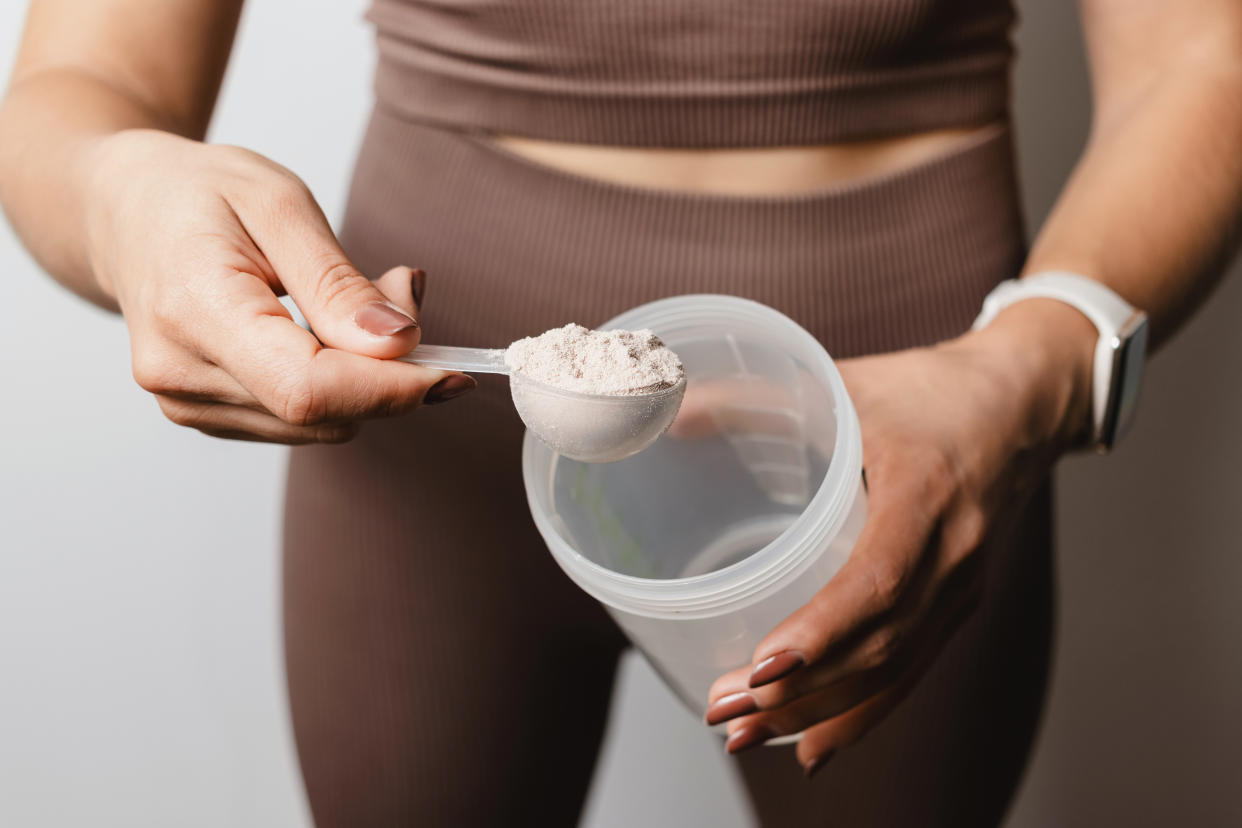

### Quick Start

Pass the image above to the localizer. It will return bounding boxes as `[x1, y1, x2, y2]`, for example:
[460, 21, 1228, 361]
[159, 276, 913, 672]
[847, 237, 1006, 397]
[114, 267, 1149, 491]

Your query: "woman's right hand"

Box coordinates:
[80, 129, 474, 444]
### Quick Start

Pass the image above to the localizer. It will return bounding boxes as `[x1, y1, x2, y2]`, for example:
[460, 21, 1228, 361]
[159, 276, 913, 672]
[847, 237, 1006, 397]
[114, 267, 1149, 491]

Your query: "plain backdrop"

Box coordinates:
[1, 2, 1239, 826]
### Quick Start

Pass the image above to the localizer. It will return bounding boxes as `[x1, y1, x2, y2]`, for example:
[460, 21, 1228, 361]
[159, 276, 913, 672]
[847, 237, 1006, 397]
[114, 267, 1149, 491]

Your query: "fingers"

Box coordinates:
[791, 588, 981, 776]
[743, 484, 935, 689]
[195, 268, 467, 425]
[793, 681, 908, 777]
[718, 571, 981, 772]
[705, 616, 912, 726]
[225, 318, 459, 425]
[722, 667, 894, 753]
[155, 396, 359, 444]
[701, 448, 986, 773]
[131, 339, 262, 409]
[707, 528, 981, 724]
[131, 262, 471, 442]
[230, 179, 422, 359]
[702, 457, 939, 733]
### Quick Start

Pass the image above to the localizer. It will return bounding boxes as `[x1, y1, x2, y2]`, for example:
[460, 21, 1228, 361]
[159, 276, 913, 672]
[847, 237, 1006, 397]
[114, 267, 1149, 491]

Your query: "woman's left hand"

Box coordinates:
[702, 299, 1097, 776]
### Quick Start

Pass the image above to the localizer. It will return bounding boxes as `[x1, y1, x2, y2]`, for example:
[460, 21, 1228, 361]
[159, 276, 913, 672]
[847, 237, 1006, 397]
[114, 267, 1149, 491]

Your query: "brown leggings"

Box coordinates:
[283, 109, 1052, 826]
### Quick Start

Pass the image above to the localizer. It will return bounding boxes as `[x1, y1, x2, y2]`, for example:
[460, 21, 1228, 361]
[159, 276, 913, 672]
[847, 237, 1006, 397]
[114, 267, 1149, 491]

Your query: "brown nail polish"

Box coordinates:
[356, 302, 417, 336]
[749, 651, 805, 688]
[803, 750, 835, 779]
[705, 692, 758, 726]
[725, 724, 775, 754]
[424, 374, 477, 405]
[410, 268, 427, 309]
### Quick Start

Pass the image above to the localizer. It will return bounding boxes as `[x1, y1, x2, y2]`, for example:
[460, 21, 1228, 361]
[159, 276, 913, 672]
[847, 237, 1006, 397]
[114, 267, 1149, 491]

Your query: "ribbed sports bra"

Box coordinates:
[367, 0, 1015, 148]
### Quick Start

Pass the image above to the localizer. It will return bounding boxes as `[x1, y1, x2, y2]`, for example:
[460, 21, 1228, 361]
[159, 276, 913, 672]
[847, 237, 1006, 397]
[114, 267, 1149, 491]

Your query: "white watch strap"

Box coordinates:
[971, 271, 1138, 445]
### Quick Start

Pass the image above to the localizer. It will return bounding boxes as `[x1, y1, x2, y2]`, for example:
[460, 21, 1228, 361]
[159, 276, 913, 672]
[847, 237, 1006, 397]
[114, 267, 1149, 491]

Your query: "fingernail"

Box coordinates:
[725, 724, 775, 754]
[803, 750, 835, 779]
[749, 651, 805, 688]
[356, 302, 417, 336]
[424, 374, 477, 405]
[705, 692, 757, 726]
[410, 268, 427, 309]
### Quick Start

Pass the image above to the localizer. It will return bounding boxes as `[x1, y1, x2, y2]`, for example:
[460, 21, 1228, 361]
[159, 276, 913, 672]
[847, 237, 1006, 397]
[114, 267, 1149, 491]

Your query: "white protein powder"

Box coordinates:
[504, 323, 684, 395]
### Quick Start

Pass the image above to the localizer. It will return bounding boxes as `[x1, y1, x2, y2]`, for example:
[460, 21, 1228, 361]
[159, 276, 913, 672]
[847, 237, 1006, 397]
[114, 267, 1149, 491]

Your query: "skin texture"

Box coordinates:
[493, 125, 985, 195]
[1, 0, 1241, 784]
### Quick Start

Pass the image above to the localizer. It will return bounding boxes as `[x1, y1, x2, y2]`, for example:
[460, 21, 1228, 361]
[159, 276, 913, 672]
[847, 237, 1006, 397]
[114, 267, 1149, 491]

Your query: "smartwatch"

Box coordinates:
[972, 271, 1149, 453]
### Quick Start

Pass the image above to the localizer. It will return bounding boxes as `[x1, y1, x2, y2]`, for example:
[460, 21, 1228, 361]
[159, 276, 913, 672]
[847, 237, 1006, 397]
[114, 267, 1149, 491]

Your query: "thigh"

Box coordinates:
[735, 486, 1055, 827]
[283, 381, 627, 827]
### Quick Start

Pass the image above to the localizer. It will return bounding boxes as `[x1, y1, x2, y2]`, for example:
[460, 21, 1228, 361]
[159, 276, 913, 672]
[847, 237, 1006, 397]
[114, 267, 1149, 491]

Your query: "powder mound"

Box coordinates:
[504, 323, 684, 396]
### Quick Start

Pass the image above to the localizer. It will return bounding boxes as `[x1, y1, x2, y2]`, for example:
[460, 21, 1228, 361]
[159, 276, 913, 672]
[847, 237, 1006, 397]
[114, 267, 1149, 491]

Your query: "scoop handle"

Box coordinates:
[397, 344, 509, 374]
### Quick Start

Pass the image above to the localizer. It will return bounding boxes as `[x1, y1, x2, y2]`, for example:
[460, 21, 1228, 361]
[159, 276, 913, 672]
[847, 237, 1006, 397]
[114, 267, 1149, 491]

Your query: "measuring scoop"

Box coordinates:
[399, 344, 687, 463]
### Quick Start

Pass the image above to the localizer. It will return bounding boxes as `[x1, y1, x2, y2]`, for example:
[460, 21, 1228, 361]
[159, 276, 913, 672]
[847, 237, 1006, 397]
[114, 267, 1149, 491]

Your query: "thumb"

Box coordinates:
[240, 182, 421, 359]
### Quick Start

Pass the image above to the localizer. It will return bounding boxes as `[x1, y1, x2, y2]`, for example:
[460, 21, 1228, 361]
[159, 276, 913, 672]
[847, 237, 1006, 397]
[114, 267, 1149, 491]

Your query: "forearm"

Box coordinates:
[1023, 49, 1242, 350]
[963, 40, 1242, 452]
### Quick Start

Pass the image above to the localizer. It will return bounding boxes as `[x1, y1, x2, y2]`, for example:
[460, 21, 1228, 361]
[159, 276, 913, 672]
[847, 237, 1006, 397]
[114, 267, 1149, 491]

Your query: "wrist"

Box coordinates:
[80, 129, 186, 304]
[960, 297, 1098, 451]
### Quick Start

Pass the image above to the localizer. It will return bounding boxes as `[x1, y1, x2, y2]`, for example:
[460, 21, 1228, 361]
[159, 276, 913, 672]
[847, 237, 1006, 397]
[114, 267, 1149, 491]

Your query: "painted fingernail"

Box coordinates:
[749, 651, 805, 688]
[356, 302, 417, 336]
[705, 692, 757, 726]
[725, 724, 775, 754]
[424, 374, 477, 405]
[803, 750, 835, 779]
[410, 268, 427, 309]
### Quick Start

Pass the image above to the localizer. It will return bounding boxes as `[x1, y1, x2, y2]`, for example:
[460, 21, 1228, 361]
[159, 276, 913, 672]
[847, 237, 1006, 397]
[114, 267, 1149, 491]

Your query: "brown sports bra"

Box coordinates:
[367, 0, 1015, 148]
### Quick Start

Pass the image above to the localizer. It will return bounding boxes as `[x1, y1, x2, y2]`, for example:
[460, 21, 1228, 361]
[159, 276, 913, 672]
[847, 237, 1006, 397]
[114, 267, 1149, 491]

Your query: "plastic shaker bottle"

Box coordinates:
[522, 295, 867, 723]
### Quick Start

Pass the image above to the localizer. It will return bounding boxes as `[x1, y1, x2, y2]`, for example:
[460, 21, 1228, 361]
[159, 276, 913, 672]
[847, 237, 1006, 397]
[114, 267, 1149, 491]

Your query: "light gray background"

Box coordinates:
[1, 2, 1238, 826]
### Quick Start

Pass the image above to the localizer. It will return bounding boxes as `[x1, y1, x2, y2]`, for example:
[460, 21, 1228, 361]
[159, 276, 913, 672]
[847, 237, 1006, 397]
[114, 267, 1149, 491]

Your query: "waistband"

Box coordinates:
[341, 109, 1027, 359]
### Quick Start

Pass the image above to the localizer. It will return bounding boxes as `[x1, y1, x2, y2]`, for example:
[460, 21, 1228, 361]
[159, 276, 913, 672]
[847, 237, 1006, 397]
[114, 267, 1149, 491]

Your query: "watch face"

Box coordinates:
[1109, 314, 1149, 445]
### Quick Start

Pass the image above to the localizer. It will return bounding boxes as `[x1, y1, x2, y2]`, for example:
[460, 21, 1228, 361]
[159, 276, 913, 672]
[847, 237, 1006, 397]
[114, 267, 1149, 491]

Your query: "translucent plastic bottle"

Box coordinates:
[522, 295, 866, 723]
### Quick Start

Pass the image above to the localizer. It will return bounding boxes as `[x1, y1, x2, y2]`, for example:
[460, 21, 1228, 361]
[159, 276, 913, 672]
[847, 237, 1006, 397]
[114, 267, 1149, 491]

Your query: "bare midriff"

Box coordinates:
[490, 124, 996, 195]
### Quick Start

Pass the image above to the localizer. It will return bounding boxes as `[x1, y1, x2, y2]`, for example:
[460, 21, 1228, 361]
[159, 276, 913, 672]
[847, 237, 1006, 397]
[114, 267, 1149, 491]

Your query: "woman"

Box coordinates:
[1, 0, 1239, 825]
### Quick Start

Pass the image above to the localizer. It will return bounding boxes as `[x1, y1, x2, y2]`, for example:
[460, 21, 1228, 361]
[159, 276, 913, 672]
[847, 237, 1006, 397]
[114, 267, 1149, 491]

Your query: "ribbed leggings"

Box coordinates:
[283, 107, 1053, 826]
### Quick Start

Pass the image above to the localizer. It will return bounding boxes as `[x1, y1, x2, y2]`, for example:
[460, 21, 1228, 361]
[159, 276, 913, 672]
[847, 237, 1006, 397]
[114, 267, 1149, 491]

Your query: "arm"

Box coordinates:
[965, 0, 1242, 448]
[0, 0, 472, 443]
[1022, 0, 1242, 348]
[704, 0, 1242, 773]
[0, 0, 243, 308]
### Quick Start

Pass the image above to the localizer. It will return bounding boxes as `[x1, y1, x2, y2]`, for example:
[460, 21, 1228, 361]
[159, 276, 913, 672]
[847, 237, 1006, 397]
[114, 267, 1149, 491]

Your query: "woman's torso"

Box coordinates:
[282, 6, 1045, 823]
